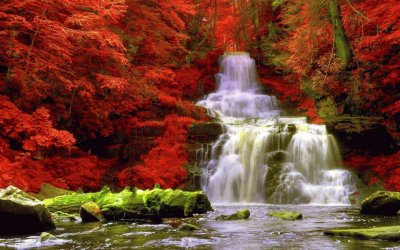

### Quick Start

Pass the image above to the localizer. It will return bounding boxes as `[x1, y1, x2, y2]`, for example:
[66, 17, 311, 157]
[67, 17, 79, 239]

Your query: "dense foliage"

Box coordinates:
[0, 0, 398, 192]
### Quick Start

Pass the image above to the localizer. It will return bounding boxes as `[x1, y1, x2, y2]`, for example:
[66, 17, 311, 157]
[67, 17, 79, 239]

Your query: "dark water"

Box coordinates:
[1, 205, 400, 249]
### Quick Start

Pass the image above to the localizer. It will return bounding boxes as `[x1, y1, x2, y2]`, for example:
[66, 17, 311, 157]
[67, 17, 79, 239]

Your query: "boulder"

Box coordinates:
[178, 223, 203, 231]
[80, 202, 104, 222]
[361, 191, 400, 216]
[216, 209, 250, 220]
[44, 187, 213, 223]
[324, 226, 400, 241]
[0, 186, 55, 234]
[268, 211, 302, 220]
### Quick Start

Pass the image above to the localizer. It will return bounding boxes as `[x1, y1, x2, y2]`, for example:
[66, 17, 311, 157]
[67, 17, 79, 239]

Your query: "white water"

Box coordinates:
[197, 52, 357, 204]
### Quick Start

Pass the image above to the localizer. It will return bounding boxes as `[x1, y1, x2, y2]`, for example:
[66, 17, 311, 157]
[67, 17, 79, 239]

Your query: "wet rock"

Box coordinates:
[44, 187, 213, 223]
[268, 211, 302, 220]
[324, 225, 400, 241]
[325, 116, 395, 154]
[188, 122, 224, 143]
[34, 183, 74, 200]
[51, 211, 79, 222]
[216, 209, 250, 220]
[361, 191, 400, 216]
[0, 186, 55, 234]
[80, 202, 105, 222]
[178, 223, 203, 231]
[286, 124, 297, 133]
[40, 232, 56, 242]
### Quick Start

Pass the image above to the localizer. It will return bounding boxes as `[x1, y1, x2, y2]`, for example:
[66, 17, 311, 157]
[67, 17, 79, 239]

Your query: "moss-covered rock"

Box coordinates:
[268, 211, 302, 220]
[34, 183, 74, 200]
[0, 186, 55, 234]
[178, 223, 203, 231]
[40, 232, 56, 242]
[80, 202, 104, 222]
[216, 209, 250, 220]
[44, 187, 212, 223]
[324, 226, 400, 241]
[361, 191, 400, 216]
[51, 211, 79, 222]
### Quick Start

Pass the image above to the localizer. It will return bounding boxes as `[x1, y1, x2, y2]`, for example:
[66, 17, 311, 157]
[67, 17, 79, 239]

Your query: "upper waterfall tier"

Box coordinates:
[197, 53, 280, 118]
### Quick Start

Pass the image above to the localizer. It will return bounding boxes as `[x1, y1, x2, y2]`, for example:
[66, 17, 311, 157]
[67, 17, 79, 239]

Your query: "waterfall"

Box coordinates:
[197, 52, 357, 204]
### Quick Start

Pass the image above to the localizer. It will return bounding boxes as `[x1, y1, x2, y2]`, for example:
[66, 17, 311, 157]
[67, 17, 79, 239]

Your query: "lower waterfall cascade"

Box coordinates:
[196, 52, 358, 204]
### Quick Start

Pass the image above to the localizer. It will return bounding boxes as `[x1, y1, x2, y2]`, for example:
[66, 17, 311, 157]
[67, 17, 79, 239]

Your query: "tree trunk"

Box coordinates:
[328, 0, 353, 69]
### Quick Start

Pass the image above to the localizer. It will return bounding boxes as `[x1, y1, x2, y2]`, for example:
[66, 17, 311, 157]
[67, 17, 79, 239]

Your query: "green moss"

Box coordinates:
[324, 226, 400, 241]
[40, 232, 56, 242]
[268, 211, 302, 220]
[216, 209, 250, 221]
[44, 187, 212, 222]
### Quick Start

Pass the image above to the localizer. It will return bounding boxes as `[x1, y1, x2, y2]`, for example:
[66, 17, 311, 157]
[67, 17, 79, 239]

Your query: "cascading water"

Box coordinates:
[197, 52, 357, 204]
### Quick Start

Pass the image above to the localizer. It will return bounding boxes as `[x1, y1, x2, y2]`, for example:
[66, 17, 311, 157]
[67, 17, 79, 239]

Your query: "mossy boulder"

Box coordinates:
[40, 232, 56, 242]
[216, 209, 250, 220]
[0, 186, 55, 234]
[178, 223, 203, 231]
[34, 183, 74, 200]
[80, 202, 104, 222]
[268, 211, 302, 220]
[361, 191, 400, 216]
[51, 211, 79, 222]
[324, 226, 400, 241]
[44, 187, 212, 223]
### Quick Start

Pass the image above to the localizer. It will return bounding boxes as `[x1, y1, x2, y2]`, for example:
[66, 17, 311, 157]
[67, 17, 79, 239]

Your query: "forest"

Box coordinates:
[0, 0, 398, 194]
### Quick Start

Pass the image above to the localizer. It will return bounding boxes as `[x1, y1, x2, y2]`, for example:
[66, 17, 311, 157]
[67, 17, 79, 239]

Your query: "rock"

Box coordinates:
[178, 223, 203, 231]
[40, 232, 56, 242]
[0, 186, 55, 234]
[80, 202, 104, 222]
[361, 191, 400, 216]
[44, 187, 213, 223]
[34, 183, 74, 200]
[188, 122, 224, 143]
[324, 226, 400, 241]
[216, 209, 250, 220]
[51, 211, 79, 222]
[325, 116, 395, 154]
[268, 211, 303, 220]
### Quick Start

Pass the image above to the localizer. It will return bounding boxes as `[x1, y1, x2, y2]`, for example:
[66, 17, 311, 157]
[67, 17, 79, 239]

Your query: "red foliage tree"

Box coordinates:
[117, 115, 195, 189]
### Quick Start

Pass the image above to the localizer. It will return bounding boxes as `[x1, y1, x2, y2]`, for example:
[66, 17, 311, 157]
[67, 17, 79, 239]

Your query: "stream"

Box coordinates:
[1, 205, 400, 249]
